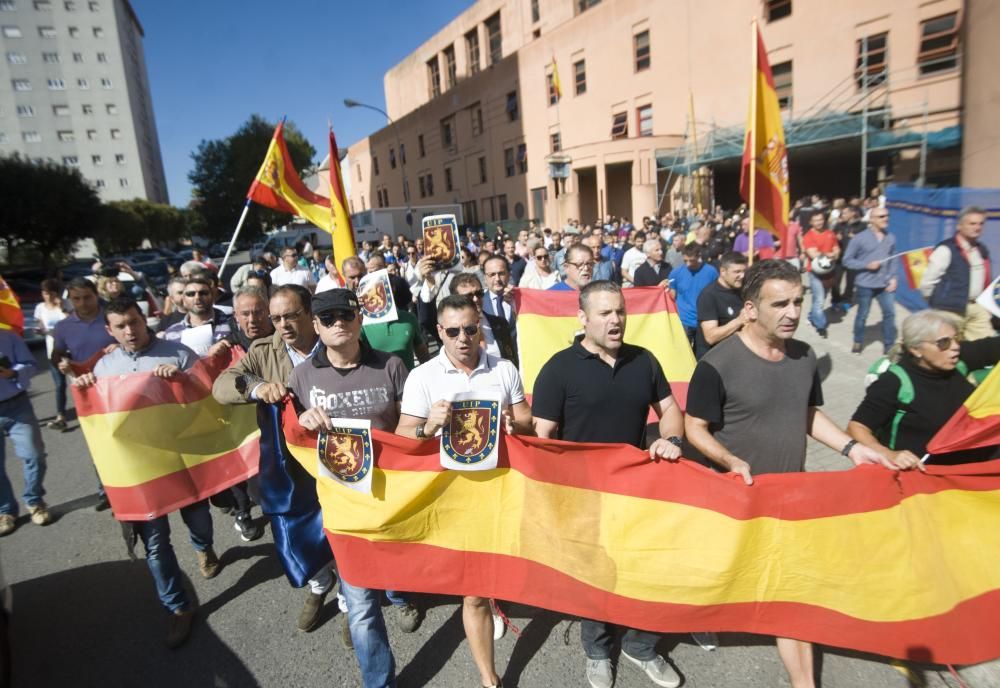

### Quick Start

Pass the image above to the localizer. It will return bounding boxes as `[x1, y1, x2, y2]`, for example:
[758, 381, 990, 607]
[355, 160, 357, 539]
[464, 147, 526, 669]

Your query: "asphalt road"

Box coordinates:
[0, 299, 976, 688]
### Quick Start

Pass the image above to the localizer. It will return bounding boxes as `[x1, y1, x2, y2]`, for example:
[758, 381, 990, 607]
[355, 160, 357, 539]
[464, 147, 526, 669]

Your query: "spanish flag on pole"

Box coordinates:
[247, 120, 332, 233]
[0, 275, 24, 336]
[927, 366, 1000, 456]
[328, 125, 357, 266]
[277, 400, 1000, 665]
[740, 22, 789, 241]
[900, 246, 934, 290]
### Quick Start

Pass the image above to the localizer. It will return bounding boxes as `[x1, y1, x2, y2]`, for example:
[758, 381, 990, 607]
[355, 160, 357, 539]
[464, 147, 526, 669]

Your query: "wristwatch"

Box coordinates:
[841, 439, 858, 457]
[415, 423, 428, 439]
[665, 436, 683, 448]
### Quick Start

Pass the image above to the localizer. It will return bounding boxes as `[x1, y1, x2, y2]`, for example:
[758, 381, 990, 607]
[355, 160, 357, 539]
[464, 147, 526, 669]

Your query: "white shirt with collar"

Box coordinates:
[270, 264, 316, 289]
[401, 349, 525, 420]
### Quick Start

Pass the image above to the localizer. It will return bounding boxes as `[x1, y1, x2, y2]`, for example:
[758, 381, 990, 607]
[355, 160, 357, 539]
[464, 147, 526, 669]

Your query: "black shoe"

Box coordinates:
[233, 513, 264, 542]
[817, 328, 828, 339]
[94, 494, 111, 512]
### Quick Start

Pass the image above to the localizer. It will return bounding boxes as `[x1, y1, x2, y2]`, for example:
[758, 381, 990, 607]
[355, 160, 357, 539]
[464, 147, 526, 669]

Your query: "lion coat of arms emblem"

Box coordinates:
[441, 399, 501, 470]
[318, 423, 373, 490]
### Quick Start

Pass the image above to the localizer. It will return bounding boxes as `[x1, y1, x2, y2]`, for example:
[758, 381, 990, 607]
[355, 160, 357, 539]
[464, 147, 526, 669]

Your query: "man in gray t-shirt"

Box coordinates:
[683, 260, 918, 688]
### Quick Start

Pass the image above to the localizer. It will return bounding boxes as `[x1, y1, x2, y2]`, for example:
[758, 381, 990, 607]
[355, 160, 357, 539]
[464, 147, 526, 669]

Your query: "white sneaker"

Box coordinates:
[585, 658, 614, 688]
[620, 651, 681, 688]
[492, 612, 506, 640]
[691, 631, 718, 651]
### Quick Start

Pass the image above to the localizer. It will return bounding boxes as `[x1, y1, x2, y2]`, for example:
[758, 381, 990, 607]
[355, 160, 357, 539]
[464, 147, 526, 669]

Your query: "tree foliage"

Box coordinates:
[188, 114, 316, 242]
[0, 154, 102, 268]
[93, 200, 194, 255]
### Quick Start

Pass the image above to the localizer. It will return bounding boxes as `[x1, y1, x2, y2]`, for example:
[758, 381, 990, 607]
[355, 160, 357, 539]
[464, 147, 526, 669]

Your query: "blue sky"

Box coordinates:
[132, 0, 473, 207]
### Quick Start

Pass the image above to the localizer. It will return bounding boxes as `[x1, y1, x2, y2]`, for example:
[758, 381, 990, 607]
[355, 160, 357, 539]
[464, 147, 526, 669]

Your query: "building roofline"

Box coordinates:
[122, 0, 144, 37]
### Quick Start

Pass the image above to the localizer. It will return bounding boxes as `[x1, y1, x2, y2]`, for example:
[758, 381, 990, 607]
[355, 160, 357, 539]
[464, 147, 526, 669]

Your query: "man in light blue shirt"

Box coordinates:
[842, 209, 898, 353]
[671, 244, 719, 348]
[0, 329, 49, 535]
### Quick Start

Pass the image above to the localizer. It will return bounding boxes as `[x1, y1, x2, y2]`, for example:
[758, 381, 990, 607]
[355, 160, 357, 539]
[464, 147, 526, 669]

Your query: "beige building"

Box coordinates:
[347, 0, 974, 231]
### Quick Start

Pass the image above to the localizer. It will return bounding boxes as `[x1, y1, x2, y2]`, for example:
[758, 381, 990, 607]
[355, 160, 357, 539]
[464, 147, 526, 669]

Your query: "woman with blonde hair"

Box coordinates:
[848, 309, 999, 465]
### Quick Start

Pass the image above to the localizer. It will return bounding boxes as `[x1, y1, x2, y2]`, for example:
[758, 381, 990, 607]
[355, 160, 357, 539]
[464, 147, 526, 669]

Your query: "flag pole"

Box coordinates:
[747, 18, 759, 266]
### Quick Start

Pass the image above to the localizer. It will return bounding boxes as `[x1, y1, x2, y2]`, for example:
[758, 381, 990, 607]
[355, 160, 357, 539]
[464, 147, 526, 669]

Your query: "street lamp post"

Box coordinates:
[344, 98, 413, 228]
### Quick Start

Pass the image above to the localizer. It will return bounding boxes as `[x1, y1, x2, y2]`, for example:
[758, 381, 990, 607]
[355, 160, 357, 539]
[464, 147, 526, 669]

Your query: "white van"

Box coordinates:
[252, 226, 332, 261]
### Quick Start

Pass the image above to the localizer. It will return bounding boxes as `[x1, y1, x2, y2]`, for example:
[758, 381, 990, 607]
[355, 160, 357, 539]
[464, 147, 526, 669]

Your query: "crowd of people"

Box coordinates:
[0, 194, 994, 688]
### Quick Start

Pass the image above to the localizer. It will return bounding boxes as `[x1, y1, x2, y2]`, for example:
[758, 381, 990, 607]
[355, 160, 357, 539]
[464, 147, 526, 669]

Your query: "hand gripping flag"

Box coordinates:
[927, 366, 1000, 456]
[740, 23, 790, 241]
[280, 401, 1000, 665]
[0, 275, 24, 336]
[247, 120, 332, 232]
[328, 125, 357, 266]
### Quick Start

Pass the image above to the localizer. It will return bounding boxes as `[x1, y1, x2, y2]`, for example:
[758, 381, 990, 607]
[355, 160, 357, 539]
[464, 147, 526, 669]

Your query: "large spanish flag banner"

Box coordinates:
[247, 120, 332, 233]
[901, 247, 934, 290]
[328, 126, 357, 265]
[514, 287, 695, 409]
[279, 402, 1000, 665]
[739, 22, 790, 240]
[927, 366, 1000, 456]
[0, 275, 24, 336]
[72, 351, 261, 521]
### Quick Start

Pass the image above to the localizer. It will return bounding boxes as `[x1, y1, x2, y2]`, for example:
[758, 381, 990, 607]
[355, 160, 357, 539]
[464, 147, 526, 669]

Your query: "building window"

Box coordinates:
[92, 26, 102, 37]
[53, 104, 70, 116]
[23, 131, 41, 143]
[57, 130, 74, 141]
[119, 177, 128, 188]
[426, 173, 434, 196]
[67, 25, 78, 37]
[504, 147, 515, 177]
[506, 91, 519, 121]
[855, 33, 888, 89]
[478, 156, 487, 184]
[64, 1, 75, 9]
[96, 52, 107, 63]
[462, 200, 479, 227]
[637, 104, 653, 137]
[418, 175, 426, 198]
[531, 0, 540, 23]
[47, 78, 65, 90]
[91, 154, 102, 165]
[62, 156, 78, 166]
[88, 0, 97, 8]
[497, 194, 508, 221]
[766, 0, 791, 22]
[109, 127, 120, 139]
[418, 134, 425, 157]
[485, 11, 502, 65]
[81, 104, 92, 114]
[6, 51, 26, 63]
[611, 111, 628, 139]
[382, 189, 389, 206]
[86, 129, 96, 140]
[574, 60, 586, 95]
[12, 78, 30, 91]
[918, 13, 959, 75]
[0, 2, 15, 10]
[441, 116, 455, 148]
[550, 132, 561, 153]
[399, 143, 406, 165]
[94, 179, 105, 188]
[34, 0, 52, 8]
[517, 143, 527, 173]
[576, 0, 601, 13]
[38, 25, 55, 37]
[372, 155, 379, 176]
[465, 28, 480, 75]
[427, 56, 441, 98]
[100, 77, 112, 88]
[482, 196, 495, 222]
[546, 73, 558, 106]
[42, 51, 59, 62]
[77, 77, 89, 89]
[2, 25, 22, 37]
[16, 105, 34, 117]
[106, 103, 117, 115]
[444, 166, 453, 192]
[443, 44, 457, 89]
[471, 105, 483, 136]
[772, 60, 792, 109]
[356, 164, 362, 182]
[634, 30, 650, 71]
[72, 51, 82, 62]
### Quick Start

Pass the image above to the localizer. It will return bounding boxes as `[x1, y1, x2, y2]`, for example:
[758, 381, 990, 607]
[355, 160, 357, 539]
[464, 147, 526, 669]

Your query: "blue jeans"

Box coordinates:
[339, 578, 396, 688]
[134, 500, 213, 614]
[853, 286, 897, 347]
[48, 366, 67, 417]
[0, 393, 46, 516]
[807, 272, 828, 330]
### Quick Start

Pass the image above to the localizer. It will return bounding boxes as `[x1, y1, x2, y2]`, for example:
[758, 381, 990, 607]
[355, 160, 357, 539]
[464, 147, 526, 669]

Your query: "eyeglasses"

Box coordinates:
[317, 310, 357, 327]
[534, 253, 550, 260]
[253, 269, 269, 278]
[183, 290, 211, 297]
[566, 261, 595, 270]
[925, 335, 960, 351]
[443, 324, 479, 338]
[461, 290, 484, 299]
[269, 309, 304, 324]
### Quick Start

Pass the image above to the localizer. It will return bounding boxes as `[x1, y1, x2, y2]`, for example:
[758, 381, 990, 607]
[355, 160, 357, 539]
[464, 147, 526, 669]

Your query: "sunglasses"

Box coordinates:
[925, 335, 960, 351]
[462, 290, 485, 299]
[534, 254, 550, 260]
[317, 309, 358, 327]
[184, 290, 211, 297]
[442, 324, 479, 338]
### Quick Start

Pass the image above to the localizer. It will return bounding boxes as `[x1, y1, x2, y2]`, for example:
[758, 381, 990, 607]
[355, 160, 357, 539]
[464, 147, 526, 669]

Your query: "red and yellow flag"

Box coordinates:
[901, 247, 934, 290]
[927, 367, 1000, 456]
[514, 287, 695, 409]
[328, 126, 357, 267]
[247, 121, 332, 233]
[71, 351, 260, 521]
[0, 275, 24, 336]
[281, 402, 1000, 665]
[551, 57, 562, 100]
[740, 23, 789, 240]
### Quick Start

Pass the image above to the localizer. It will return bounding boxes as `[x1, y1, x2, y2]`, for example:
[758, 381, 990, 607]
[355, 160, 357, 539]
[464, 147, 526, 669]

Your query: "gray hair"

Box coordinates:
[579, 280, 622, 312]
[233, 286, 267, 306]
[642, 239, 661, 256]
[890, 309, 962, 362]
[957, 205, 986, 224]
[179, 260, 204, 277]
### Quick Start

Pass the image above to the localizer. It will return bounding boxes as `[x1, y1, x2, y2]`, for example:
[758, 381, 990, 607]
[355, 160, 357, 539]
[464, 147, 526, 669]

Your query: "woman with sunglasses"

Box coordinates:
[848, 309, 999, 465]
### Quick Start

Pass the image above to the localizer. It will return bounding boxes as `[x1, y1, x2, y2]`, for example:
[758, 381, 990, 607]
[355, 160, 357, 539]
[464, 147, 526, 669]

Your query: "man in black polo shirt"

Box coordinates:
[695, 251, 748, 358]
[532, 280, 684, 688]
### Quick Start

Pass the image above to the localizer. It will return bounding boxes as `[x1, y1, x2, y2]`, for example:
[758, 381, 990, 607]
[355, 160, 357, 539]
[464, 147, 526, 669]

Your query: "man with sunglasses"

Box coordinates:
[287, 288, 419, 687]
[550, 243, 596, 291]
[161, 275, 232, 357]
[396, 294, 533, 688]
[270, 247, 317, 291]
[842, 208, 899, 354]
[451, 272, 518, 366]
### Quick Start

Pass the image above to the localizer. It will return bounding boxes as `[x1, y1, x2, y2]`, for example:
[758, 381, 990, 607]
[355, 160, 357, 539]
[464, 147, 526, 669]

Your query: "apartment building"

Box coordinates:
[0, 0, 167, 202]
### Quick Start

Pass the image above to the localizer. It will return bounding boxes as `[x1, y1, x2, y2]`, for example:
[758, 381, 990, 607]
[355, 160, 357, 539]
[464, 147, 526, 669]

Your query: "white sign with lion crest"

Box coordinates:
[440, 392, 502, 472]
[356, 268, 398, 325]
[317, 418, 374, 495]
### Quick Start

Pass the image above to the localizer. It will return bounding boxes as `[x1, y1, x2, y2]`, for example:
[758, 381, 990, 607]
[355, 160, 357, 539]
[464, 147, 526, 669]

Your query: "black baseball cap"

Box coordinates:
[312, 288, 359, 314]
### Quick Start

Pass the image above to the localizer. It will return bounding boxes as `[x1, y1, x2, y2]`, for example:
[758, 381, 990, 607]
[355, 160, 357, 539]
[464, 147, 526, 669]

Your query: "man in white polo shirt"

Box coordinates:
[270, 247, 316, 291]
[395, 294, 533, 688]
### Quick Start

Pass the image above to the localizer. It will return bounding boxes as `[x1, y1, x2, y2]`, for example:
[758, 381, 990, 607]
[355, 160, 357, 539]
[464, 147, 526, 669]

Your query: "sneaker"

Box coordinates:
[297, 589, 327, 632]
[585, 658, 614, 688]
[691, 631, 718, 651]
[395, 600, 422, 633]
[196, 547, 221, 579]
[165, 607, 195, 648]
[340, 613, 354, 649]
[817, 328, 828, 339]
[851, 342, 863, 354]
[47, 419, 67, 431]
[493, 612, 506, 640]
[94, 494, 111, 512]
[0, 514, 15, 536]
[233, 513, 263, 542]
[620, 651, 681, 688]
[28, 502, 52, 526]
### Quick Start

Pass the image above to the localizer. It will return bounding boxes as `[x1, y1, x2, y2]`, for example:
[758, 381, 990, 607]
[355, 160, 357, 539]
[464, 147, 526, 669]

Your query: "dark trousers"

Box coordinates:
[417, 299, 439, 344]
[581, 619, 659, 661]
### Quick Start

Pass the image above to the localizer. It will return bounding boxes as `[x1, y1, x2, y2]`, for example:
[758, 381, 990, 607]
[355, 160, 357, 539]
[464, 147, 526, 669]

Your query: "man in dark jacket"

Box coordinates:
[633, 238, 673, 288]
